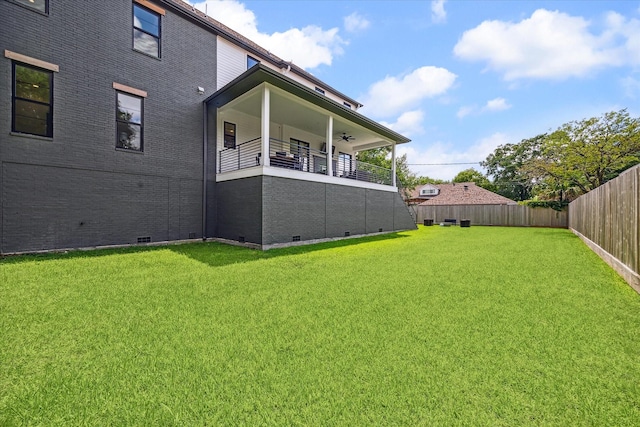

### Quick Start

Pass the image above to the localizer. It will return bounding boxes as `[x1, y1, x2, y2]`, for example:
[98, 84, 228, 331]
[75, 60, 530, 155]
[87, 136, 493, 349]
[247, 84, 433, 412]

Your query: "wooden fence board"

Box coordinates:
[415, 205, 567, 228]
[568, 164, 640, 291]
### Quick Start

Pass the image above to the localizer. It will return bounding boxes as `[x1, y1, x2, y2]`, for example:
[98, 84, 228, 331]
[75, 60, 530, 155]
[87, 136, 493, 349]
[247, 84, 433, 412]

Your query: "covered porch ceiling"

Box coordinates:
[206, 65, 411, 151]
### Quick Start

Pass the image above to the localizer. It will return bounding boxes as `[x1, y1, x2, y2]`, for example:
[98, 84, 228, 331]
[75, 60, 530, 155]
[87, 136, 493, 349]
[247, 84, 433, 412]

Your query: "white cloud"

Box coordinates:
[456, 106, 474, 119]
[457, 98, 511, 118]
[431, 0, 447, 24]
[192, 0, 257, 38]
[344, 12, 370, 33]
[483, 97, 512, 112]
[380, 110, 425, 137]
[605, 12, 640, 65]
[257, 26, 344, 69]
[360, 66, 457, 117]
[621, 75, 640, 98]
[399, 133, 509, 180]
[189, 0, 345, 69]
[454, 9, 640, 81]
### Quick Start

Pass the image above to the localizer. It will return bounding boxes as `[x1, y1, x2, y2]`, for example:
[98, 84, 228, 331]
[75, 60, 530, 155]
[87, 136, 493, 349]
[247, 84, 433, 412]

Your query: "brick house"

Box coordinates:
[0, 0, 416, 253]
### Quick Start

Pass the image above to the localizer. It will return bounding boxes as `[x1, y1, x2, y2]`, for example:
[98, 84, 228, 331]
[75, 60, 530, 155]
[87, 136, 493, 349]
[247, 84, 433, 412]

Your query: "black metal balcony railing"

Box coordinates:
[218, 137, 393, 186]
[218, 137, 261, 173]
[269, 138, 325, 173]
[336, 157, 393, 186]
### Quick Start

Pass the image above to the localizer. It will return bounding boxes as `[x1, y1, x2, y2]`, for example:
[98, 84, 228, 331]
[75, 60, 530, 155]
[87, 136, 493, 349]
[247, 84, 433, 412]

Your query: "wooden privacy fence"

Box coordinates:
[415, 204, 568, 228]
[569, 164, 640, 292]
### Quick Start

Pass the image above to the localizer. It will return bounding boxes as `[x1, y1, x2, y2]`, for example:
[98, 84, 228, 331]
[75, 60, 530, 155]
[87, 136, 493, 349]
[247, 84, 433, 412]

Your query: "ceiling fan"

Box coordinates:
[338, 132, 356, 142]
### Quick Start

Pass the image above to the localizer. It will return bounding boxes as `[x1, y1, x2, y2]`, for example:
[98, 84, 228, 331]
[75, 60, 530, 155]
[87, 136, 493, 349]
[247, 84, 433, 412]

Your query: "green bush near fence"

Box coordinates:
[519, 199, 569, 211]
[1, 227, 639, 425]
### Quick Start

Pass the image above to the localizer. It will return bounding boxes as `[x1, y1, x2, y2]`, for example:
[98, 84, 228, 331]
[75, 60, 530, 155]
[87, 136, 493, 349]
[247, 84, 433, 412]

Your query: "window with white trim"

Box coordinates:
[420, 188, 439, 196]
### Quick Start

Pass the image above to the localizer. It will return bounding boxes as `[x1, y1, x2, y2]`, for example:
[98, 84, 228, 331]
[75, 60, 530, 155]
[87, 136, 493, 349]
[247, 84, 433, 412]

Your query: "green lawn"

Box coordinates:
[1, 226, 639, 425]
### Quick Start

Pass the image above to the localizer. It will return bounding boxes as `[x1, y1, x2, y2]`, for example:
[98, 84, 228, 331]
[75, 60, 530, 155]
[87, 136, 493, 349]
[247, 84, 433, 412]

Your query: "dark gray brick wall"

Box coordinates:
[394, 192, 418, 231]
[260, 176, 415, 245]
[216, 176, 262, 244]
[0, 0, 217, 252]
[205, 105, 217, 237]
[262, 176, 327, 244]
[326, 185, 366, 237]
[2, 162, 188, 251]
[365, 189, 394, 233]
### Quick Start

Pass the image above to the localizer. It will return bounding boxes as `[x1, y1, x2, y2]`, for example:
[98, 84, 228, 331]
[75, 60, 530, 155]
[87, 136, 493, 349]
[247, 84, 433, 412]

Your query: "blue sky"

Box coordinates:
[189, 0, 640, 180]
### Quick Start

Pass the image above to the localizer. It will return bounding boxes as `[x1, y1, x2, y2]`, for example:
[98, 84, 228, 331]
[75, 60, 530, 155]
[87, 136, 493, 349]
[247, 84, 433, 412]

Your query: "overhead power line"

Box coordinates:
[408, 162, 481, 166]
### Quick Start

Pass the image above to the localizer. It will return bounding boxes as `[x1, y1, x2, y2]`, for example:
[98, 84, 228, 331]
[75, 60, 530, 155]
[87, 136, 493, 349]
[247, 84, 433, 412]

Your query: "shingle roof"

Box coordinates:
[407, 183, 517, 205]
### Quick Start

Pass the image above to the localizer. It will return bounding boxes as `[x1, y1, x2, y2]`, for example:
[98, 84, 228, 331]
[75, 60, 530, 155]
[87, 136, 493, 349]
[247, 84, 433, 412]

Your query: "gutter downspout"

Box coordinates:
[202, 101, 208, 240]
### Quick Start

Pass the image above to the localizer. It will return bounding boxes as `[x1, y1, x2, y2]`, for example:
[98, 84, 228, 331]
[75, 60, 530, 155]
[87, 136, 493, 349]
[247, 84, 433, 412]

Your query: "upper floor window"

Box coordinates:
[224, 122, 236, 149]
[116, 92, 144, 151]
[10, 0, 48, 13]
[343, 102, 352, 109]
[12, 62, 53, 137]
[133, 3, 161, 58]
[247, 55, 259, 69]
[315, 87, 325, 95]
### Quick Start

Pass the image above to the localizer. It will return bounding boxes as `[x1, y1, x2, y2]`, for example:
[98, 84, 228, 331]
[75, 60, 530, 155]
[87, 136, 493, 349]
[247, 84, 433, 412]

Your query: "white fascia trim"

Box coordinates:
[216, 166, 398, 192]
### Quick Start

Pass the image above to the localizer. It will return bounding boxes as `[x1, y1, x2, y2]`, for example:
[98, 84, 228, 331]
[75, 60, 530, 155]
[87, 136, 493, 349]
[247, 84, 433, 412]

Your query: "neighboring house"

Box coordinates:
[0, 0, 415, 253]
[406, 183, 517, 206]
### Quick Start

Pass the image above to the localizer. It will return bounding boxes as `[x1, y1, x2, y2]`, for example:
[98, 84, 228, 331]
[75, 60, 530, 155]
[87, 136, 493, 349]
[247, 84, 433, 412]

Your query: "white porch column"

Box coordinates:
[261, 85, 270, 166]
[391, 142, 397, 187]
[326, 115, 334, 177]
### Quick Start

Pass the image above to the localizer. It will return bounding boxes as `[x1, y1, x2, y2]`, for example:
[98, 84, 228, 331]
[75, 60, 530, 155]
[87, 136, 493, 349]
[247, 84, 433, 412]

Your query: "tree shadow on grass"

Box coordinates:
[0, 231, 411, 269]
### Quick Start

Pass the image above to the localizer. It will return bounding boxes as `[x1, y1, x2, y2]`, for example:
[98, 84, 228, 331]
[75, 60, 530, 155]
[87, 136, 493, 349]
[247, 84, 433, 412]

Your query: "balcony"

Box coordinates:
[218, 137, 393, 186]
[204, 64, 415, 247]
[207, 65, 411, 192]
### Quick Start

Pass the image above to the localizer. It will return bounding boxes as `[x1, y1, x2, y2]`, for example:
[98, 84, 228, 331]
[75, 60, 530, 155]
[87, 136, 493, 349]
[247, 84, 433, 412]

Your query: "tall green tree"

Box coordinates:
[481, 134, 546, 201]
[356, 147, 418, 188]
[452, 168, 495, 192]
[482, 109, 640, 202]
[528, 109, 640, 196]
[415, 176, 448, 185]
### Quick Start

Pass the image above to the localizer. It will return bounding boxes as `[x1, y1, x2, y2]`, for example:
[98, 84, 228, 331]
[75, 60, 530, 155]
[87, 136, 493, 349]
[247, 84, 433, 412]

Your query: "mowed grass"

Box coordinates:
[1, 227, 639, 426]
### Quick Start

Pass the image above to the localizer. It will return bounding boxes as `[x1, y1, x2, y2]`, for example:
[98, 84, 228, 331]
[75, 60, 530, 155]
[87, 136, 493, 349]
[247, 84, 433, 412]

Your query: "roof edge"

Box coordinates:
[206, 65, 410, 144]
[160, 0, 363, 108]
